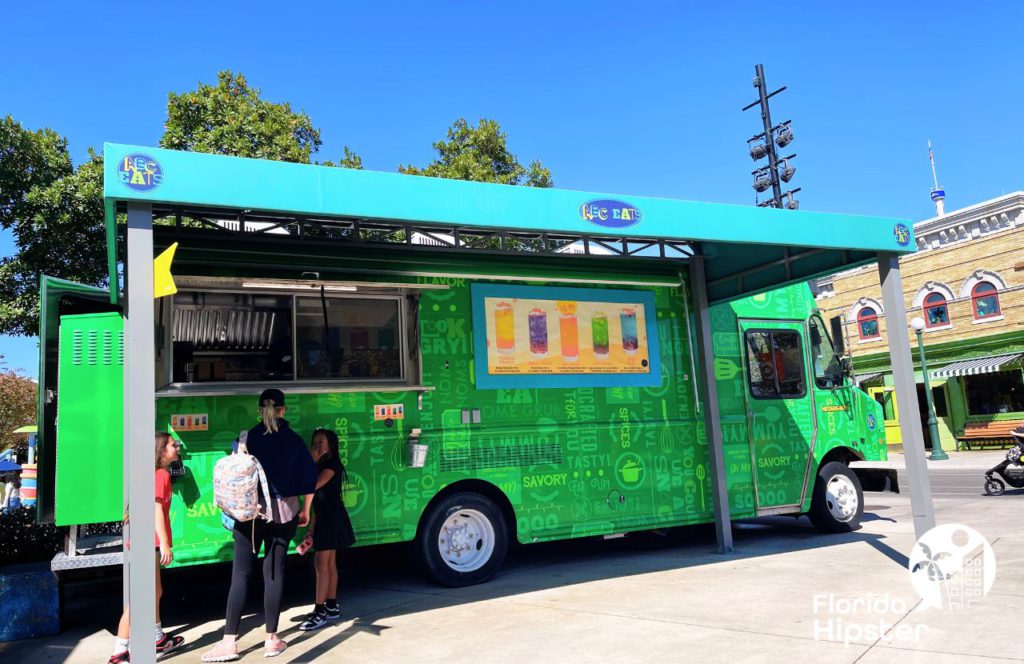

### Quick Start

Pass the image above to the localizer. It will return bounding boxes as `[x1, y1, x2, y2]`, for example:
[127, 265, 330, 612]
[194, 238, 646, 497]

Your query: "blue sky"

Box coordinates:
[3, 1, 1023, 377]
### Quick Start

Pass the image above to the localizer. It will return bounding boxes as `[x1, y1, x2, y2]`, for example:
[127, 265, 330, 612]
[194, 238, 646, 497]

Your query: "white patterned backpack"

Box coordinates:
[213, 430, 271, 524]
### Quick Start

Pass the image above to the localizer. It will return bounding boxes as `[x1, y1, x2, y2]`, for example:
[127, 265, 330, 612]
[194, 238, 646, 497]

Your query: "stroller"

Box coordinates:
[983, 424, 1024, 496]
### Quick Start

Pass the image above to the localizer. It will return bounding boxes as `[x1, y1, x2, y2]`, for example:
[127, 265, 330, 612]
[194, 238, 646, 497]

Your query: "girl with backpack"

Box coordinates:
[108, 432, 186, 663]
[202, 389, 317, 661]
[297, 428, 356, 631]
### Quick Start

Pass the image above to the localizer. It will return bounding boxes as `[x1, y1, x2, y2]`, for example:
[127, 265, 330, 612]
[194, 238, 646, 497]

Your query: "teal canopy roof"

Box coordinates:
[103, 143, 913, 301]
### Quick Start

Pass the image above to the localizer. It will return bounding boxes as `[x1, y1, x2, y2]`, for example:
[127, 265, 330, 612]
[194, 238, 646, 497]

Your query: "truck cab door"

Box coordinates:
[739, 320, 815, 514]
[36, 276, 120, 523]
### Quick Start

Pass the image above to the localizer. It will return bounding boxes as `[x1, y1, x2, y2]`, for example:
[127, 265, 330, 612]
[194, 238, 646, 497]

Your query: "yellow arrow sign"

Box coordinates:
[154, 242, 178, 298]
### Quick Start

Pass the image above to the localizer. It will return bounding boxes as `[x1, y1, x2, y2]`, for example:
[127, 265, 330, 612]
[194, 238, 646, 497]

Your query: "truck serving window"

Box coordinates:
[171, 292, 294, 383]
[744, 329, 806, 399]
[295, 296, 402, 380]
[168, 290, 404, 384]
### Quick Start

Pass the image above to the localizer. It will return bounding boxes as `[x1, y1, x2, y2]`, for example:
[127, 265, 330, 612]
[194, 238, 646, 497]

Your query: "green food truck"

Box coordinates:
[36, 145, 905, 587]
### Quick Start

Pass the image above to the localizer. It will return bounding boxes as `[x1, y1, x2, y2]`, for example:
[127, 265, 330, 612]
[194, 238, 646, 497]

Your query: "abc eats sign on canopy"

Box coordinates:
[579, 199, 643, 229]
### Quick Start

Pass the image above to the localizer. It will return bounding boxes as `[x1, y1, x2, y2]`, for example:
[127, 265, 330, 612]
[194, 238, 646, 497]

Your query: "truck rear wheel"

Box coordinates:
[416, 492, 508, 587]
[808, 461, 863, 532]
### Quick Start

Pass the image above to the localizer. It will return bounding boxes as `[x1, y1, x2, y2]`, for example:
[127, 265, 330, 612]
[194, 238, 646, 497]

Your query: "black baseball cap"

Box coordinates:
[258, 388, 286, 408]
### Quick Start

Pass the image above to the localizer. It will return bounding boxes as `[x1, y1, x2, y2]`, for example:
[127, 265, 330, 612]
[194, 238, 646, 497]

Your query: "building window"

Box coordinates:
[744, 329, 806, 399]
[971, 282, 1001, 320]
[964, 372, 1024, 415]
[923, 292, 950, 328]
[857, 307, 880, 340]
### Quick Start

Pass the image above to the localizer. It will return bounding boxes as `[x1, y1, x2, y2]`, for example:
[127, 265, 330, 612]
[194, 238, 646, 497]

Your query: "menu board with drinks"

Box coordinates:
[471, 284, 661, 389]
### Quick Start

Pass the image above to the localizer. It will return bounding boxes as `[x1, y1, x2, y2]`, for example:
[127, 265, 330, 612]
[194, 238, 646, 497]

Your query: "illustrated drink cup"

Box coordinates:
[495, 302, 515, 355]
[592, 311, 610, 359]
[620, 307, 639, 355]
[560, 313, 579, 361]
[528, 308, 548, 357]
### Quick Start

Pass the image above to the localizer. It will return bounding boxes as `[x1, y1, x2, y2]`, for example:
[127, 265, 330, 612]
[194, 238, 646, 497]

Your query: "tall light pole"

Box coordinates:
[910, 316, 948, 461]
[743, 64, 800, 209]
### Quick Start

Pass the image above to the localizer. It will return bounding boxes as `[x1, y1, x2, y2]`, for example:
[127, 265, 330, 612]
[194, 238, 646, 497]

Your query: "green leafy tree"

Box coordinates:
[0, 116, 105, 336]
[1, 72, 359, 335]
[160, 70, 323, 162]
[400, 118, 552, 187]
[0, 116, 72, 229]
[0, 360, 37, 460]
[399, 118, 554, 250]
[320, 146, 364, 170]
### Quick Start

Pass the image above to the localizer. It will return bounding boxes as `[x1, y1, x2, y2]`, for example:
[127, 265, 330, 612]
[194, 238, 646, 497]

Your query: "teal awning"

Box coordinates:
[103, 143, 915, 303]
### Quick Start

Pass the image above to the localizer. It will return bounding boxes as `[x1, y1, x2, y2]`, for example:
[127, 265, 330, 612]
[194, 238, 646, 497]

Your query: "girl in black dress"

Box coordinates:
[298, 428, 356, 631]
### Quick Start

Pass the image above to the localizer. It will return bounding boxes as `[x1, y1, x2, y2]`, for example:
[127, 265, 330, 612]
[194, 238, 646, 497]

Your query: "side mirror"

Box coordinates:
[841, 356, 854, 376]
[829, 315, 846, 357]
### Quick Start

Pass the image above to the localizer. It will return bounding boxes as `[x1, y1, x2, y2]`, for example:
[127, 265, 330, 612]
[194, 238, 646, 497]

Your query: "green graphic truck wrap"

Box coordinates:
[38, 245, 886, 586]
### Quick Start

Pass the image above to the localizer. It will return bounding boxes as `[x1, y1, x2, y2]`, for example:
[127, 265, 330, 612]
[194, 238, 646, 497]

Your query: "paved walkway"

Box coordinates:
[855, 448, 1006, 470]
[1, 490, 1020, 663]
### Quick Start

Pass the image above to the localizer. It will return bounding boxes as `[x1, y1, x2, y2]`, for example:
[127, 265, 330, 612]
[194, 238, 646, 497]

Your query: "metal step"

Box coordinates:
[51, 550, 123, 572]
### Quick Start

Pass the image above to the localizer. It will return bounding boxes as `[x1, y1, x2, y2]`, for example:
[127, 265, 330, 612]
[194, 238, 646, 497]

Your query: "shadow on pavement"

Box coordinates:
[0, 509, 904, 663]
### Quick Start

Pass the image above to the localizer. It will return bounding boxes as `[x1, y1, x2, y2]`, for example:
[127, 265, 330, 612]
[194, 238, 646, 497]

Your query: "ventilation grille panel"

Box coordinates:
[440, 440, 563, 472]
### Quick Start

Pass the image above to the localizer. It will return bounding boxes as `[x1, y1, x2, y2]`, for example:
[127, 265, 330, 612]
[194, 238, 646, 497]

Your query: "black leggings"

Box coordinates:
[225, 518, 298, 634]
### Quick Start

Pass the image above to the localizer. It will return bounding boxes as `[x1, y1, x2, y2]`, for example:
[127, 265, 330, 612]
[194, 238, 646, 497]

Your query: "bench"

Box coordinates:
[956, 421, 1023, 450]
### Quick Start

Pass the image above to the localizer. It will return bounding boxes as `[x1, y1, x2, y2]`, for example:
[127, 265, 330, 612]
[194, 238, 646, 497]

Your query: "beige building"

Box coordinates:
[815, 192, 1024, 450]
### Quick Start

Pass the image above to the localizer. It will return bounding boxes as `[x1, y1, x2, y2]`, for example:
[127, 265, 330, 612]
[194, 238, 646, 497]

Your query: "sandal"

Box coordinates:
[264, 636, 288, 658]
[200, 640, 239, 662]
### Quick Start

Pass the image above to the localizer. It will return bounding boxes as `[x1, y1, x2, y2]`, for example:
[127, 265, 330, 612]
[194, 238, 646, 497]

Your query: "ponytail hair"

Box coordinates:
[260, 399, 281, 434]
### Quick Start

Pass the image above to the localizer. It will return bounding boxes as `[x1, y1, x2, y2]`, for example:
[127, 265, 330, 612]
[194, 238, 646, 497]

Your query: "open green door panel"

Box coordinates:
[37, 276, 121, 524]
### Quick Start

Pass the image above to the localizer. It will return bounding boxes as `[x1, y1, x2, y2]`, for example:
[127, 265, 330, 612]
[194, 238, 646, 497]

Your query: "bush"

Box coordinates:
[84, 521, 122, 537]
[0, 506, 63, 567]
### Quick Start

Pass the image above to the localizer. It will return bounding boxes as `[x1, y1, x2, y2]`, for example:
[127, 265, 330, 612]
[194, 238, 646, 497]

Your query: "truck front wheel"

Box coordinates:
[416, 492, 508, 587]
[808, 461, 864, 533]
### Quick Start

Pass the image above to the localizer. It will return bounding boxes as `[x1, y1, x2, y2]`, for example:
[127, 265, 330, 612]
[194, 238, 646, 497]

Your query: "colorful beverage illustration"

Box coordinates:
[620, 307, 639, 355]
[591, 311, 609, 359]
[557, 301, 579, 361]
[495, 301, 515, 355]
[528, 308, 548, 357]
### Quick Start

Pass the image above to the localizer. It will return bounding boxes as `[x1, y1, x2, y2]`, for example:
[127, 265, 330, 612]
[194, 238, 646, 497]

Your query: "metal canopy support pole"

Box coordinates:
[688, 256, 734, 553]
[877, 252, 935, 538]
[126, 203, 157, 664]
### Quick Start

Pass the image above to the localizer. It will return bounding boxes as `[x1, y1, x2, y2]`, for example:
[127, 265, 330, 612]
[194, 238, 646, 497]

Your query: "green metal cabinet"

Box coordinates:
[54, 312, 124, 526]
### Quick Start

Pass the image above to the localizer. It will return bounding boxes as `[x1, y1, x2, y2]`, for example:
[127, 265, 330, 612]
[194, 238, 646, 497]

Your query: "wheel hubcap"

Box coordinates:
[825, 475, 858, 522]
[438, 509, 495, 573]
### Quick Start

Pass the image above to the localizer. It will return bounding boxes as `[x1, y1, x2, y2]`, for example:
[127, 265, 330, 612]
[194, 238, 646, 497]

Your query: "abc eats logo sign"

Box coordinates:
[117, 154, 163, 192]
[579, 199, 642, 229]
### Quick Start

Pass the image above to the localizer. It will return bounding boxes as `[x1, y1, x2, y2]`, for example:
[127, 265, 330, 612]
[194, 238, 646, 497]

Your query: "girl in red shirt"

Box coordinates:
[109, 432, 185, 663]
